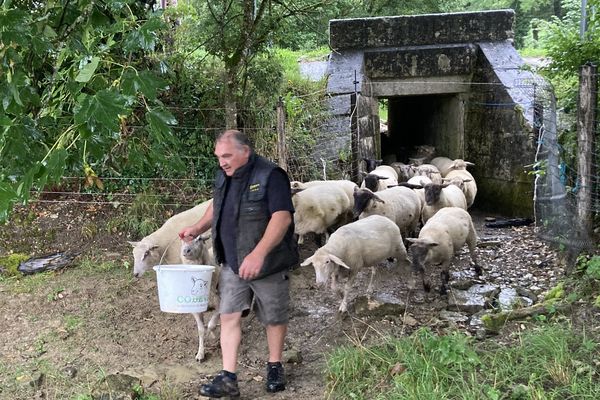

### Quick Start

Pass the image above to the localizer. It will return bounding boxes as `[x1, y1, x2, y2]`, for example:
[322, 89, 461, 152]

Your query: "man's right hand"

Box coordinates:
[178, 227, 197, 242]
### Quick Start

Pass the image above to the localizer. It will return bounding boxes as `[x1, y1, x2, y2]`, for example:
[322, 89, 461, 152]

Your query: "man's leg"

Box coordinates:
[221, 312, 243, 372]
[265, 323, 287, 393]
[266, 323, 287, 362]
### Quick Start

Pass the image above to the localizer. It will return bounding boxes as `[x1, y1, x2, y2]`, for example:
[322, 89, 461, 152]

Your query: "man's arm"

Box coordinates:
[238, 210, 292, 280]
[178, 202, 214, 242]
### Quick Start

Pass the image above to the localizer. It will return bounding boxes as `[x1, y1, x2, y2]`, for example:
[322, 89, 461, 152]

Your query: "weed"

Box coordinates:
[325, 323, 600, 399]
[0, 253, 30, 276]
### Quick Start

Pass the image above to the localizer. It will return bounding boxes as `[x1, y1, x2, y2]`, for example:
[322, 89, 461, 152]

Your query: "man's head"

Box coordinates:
[214, 130, 252, 176]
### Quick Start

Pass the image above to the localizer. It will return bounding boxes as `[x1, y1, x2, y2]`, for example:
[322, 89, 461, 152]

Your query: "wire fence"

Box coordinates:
[27, 68, 599, 255]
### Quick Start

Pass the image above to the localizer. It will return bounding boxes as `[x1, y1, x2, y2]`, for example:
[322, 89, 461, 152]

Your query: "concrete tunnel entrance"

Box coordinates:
[381, 94, 466, 163]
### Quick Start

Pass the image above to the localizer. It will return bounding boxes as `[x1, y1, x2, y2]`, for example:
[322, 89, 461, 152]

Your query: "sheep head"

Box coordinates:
[181, 234, 210, 263]
[301, 251, 350, 288]
[353, 188, 384, 217]
[129, 240, 160, 277]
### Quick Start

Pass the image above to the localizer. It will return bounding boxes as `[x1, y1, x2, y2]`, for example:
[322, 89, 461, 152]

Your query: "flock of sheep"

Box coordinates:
[128, 154, 481, 362]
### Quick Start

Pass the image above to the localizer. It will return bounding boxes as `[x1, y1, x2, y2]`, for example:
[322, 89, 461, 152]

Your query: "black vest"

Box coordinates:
[212, 154, 299, 279]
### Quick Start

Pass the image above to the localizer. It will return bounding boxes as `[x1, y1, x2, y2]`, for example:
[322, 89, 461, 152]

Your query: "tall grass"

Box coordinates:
[326, 324, 599, 399]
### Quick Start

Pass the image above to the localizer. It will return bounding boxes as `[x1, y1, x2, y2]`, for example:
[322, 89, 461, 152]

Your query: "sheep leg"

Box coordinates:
[192, 312, 206, 361]
[466, 233, 482, 275]
[206, 311, 220, 341]
[366, 266, 376, 298]
[439, 267, 450, 295]
[338, 271, 357, 314]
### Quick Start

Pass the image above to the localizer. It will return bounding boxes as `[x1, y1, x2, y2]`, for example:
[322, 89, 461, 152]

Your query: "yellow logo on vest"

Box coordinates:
[249, 183, 260, 192]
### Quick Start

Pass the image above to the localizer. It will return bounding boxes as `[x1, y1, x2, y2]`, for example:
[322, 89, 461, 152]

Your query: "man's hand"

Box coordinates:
[178, 227, 197, 243]
[238, 251, 265, 280]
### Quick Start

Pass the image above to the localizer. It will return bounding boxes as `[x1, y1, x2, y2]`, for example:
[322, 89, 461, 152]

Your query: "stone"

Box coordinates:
[447, 289, 486, 314]
[91, 373, 140, 400]
[439, 310, 469, 323]
[283, 349, 303, 364]
[351, 294, 406, 316]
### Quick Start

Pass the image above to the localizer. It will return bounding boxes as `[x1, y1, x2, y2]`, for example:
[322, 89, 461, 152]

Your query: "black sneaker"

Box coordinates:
[199, 370, 240, 399]
[266, 362, 286, 393]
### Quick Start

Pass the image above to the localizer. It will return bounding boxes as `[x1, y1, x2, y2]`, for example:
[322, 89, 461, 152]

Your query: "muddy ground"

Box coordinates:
[0, 200, 571, 399]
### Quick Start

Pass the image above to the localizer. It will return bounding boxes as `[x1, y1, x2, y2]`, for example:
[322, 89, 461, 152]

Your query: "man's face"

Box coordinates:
[214, 138, 250, 176]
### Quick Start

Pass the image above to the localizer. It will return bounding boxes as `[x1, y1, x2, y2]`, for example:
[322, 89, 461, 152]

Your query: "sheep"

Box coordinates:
[390, 162, 416, 182]
[362, 157, 382, 172]
[361, 165, 399, 192]
[290, 179, 358, 208]
[300, 215, 410, 313]
[406, 175, 432, 214]
[292, 184, 352, 244]
[180, 234, 220, 362]
[353, 185, 421, 239]
[413, 163, 442, 184]
[407, 207, 479, 294]
[129, 199, 213, 277]
[444, 169, 477, 208]
[430, 157, 474, 177]
[421, 183, 467, 223]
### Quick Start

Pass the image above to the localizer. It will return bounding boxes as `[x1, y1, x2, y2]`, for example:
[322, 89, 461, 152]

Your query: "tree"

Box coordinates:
[183, 0, 332, 129]
[0, 0, 177, 222]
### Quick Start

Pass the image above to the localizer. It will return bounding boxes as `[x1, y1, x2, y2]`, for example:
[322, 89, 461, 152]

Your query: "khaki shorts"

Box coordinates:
[219, 265, 290, 325]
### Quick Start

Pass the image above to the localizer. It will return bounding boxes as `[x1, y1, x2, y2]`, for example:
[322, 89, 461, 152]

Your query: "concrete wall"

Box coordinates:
[324, 9, 541, 216]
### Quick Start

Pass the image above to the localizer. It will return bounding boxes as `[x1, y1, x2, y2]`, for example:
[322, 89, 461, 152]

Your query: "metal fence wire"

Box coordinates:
[529, 67, 598, 252]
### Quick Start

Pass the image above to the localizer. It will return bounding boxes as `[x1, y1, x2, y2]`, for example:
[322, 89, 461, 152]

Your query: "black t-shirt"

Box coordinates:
[219, 168, 294, 271]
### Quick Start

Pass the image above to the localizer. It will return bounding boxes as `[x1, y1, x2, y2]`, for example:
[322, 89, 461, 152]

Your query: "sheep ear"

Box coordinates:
[149, 244, 160, 251]
[462, 179, 472, 183]
[300, 256, 313, 267]
[465, 161, 475, 166]
[328, 254, 351, 269]
[421, 238, 439, 247]
[128, 241, 139, 247]
[372, 194, 385, 204]
[407, 238, 418, 243]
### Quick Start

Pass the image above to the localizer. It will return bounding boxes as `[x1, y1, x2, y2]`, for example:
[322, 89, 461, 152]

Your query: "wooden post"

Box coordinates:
[576, 63, 598, 237]
[350, 93, 359, 184]
[276, 96, 288, 171]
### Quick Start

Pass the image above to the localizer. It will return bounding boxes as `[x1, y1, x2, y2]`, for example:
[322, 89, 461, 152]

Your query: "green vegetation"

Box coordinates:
[0, 253, 30, 276]
[326, 323, 599, 399]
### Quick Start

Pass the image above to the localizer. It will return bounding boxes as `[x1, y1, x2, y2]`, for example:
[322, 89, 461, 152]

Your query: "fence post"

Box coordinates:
[276, 96, 288, 171]
[350, 93, 359, 183]
[576, 63, 598, 237]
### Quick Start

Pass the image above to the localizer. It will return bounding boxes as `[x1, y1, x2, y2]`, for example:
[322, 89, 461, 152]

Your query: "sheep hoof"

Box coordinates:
[423, 282, 431, 292]
[195, 353, 205, 362]
[336, 309, 349, 320]
[473, 264, 483, 276]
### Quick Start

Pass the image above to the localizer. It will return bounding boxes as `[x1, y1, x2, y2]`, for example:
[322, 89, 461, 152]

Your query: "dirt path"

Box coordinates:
[0, 202, 564, 399]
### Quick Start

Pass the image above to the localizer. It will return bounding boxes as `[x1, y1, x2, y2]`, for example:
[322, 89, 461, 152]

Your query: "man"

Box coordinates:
[179, 129, 298, 398]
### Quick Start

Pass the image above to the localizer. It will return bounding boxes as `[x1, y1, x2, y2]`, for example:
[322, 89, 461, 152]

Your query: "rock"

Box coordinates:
[447, 289, 486, 314]
[467, 284, 500, 299]
[351, 293, 406, 316]
[91, 373, 140, 400]
[439, 310, 469, 323]
[16, 371, 44, 388]
[63, 366, 77, 379]
[283, 349, 303, 364]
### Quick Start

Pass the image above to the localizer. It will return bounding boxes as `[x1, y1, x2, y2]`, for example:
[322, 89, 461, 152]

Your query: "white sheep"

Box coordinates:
[353, 186, 421, 239]
[430, 157, 474, 177]
[444, 169, 477, 208]
[413, 163, 442, 184]
[129, 199, 213, 277]
[180, 234, 220, 362]
[407, 207, 479, 294]
[300, 215, 410, 313]
[406, 175, 433, 214]
[290, 179, 358, 208]
[421, 183, 467, 223]
[360, 165, 399, 191]
[292, 184, 352, 244]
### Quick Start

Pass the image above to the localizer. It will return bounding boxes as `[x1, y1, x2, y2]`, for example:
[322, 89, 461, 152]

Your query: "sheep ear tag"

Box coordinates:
[329, 254, 351, 269]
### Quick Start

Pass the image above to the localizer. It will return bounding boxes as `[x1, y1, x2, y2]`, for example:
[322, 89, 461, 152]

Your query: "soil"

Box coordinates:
[0, 199, 577, 399]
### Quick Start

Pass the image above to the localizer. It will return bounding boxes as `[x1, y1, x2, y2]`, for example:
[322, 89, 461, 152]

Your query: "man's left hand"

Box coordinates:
[239, 252, 265, 280]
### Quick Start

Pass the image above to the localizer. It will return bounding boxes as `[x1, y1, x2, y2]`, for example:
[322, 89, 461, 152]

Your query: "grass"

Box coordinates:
[325, 323, 600, 399]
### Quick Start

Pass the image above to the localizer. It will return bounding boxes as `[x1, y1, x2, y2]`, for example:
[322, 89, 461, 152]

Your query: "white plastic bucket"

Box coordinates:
[153, 264, 215, 313]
